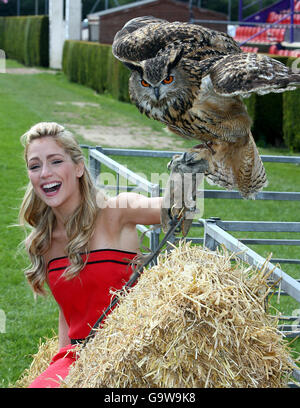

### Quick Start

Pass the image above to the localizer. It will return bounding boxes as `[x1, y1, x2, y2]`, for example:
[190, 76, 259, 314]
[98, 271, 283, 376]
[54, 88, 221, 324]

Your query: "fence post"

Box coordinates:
[88, 146, 103, 183]
[0, 50, 6, 74]
[203, 217, 221, 251]
[149, 183, 161, 254]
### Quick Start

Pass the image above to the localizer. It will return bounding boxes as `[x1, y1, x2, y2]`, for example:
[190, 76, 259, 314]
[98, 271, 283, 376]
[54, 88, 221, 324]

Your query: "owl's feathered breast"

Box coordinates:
[112, 17, 300, 198]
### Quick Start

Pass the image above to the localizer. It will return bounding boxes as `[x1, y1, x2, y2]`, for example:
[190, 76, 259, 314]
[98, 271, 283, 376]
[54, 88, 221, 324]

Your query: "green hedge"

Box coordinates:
[233, 54, 300, 151]
[62, 42, 300, 151]
[243, 55, 290, 148]
[0, 15, 49, 67]
[62, 40, 130, 102]
[0, 17, 5, 51]
[282, 57, 300, 152]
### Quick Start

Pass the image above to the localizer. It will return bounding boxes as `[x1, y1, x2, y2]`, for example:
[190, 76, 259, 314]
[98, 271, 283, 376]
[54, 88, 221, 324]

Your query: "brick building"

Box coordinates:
[87, 0, 227, 44]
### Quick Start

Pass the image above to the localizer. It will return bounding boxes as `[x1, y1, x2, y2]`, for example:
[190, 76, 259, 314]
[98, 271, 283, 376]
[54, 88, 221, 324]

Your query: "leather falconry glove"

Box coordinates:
[161, 152, 209, 236]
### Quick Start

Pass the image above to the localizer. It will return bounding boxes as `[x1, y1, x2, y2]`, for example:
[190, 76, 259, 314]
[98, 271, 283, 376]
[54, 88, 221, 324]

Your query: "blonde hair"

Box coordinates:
[19, 122, 99, 295]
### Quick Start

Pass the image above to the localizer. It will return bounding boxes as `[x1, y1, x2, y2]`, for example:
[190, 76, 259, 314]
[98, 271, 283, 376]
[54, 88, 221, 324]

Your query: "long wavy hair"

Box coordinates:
[19, 122, 100, 295]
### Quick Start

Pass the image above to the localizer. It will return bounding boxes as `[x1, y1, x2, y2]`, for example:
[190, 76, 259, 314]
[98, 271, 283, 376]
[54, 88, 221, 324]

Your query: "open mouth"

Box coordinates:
[41, 182, 62, 195]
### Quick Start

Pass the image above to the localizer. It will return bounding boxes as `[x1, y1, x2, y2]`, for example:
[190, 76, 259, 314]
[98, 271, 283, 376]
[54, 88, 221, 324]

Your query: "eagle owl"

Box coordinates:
[112, 16, 300, 199]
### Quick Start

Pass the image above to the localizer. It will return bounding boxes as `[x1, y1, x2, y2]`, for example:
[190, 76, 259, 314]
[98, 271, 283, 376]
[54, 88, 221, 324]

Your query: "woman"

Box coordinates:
[19, 122, 162, 388]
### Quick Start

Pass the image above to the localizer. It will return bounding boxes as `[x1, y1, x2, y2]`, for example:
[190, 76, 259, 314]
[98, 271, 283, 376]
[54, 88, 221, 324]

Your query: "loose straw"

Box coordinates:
[60, 242, 296, 388]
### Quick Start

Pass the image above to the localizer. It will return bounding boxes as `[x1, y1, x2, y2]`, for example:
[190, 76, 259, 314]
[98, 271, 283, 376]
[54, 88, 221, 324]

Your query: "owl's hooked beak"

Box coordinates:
[153, 87, 160, 100]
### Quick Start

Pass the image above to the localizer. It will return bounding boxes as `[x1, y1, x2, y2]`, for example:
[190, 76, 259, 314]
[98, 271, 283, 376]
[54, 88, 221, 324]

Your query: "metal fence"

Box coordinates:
[82, 145, 300, 385]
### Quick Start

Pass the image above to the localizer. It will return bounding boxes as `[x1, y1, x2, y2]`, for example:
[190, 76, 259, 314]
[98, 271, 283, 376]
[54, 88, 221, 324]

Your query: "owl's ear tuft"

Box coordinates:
[123, 61, 143, 76]
[167, 47, 184, 73]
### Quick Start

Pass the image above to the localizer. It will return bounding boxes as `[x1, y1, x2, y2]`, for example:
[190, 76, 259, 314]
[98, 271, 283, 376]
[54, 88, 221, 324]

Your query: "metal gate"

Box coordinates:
[82, 145, 300, 385]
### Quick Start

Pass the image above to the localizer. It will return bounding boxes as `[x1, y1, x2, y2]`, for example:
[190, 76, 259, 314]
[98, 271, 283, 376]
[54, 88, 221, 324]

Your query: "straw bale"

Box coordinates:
[15, 336, 58, 388]
[61, 242, 296, 388]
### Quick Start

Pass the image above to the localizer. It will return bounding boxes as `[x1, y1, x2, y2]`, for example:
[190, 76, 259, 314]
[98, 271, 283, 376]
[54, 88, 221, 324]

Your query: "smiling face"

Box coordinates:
[26, 136, 84, 215]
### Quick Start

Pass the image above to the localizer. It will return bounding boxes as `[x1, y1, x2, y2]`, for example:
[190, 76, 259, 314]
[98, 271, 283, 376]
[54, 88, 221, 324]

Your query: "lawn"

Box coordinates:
[0, 59, 299, 387]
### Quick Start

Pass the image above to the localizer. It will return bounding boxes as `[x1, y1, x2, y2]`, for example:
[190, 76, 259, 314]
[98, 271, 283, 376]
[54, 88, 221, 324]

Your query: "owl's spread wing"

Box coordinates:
[112, 17, 241, 64]
[208, 53, 300, 97]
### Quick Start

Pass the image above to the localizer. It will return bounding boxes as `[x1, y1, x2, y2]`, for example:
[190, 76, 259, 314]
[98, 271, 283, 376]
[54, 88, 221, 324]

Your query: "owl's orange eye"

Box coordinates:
[141, 79, 150, 87]
[162, 75, 174, 85]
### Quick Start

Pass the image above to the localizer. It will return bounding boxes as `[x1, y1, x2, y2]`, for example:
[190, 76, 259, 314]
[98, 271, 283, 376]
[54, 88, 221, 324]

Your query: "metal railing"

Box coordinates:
[87, 146, 300, 200]
[82, 145, 300, 385]
[201, 218, 300, 302]
[87, 146, 161, 252]
[200, 217, 300, 386]
[83, 146, 300, 253]
[189, 16, 300, 44]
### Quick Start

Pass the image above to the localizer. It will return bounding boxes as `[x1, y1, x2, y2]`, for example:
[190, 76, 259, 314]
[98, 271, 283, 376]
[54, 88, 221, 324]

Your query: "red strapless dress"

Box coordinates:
[28, 249, 136, 388]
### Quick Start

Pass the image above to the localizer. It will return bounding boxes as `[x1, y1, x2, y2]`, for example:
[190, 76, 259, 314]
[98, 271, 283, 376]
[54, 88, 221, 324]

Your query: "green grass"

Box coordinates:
[5, 59, 25, 69]
[0, 59, 299, 387]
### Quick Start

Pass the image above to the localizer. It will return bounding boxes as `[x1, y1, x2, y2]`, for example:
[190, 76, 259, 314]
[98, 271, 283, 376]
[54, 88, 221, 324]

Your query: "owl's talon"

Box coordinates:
[193, 141, 216, 155]
[168, 152, 209, 174]
[170, 204, 177, 218]
[170, 205, 185, 220]
[192, 143, 206, 149]
[161, 152, 208, 236]
[166, 207, 192, 236]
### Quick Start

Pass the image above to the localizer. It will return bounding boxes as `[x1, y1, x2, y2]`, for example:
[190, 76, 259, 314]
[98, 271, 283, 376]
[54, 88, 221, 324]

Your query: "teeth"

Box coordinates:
[43, 182, 61, 189]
